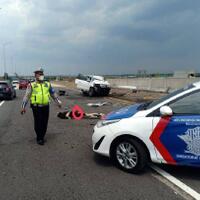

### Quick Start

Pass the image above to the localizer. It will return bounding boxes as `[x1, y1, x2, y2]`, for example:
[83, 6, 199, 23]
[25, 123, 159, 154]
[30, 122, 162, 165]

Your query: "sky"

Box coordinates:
[0, 0, 200, 75]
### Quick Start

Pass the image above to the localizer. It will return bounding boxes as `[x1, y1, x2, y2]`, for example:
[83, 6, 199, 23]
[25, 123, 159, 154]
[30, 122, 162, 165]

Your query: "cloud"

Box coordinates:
[0, 0, 200, 75]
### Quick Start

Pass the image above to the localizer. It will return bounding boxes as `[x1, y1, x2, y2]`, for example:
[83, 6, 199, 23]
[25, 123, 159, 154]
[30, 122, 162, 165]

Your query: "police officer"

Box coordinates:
[21, 68, 62, 145]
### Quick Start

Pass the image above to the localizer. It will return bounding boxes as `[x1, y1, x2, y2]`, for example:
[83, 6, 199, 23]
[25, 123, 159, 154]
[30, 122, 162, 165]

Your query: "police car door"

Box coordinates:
[152, 90, 200, 166]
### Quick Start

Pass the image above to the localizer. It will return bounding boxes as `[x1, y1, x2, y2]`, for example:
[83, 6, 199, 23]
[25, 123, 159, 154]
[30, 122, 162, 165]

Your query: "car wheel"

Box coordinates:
[81, 90, 88, 96]
[9, 94, 14, 100]
[88, 87, 95, 97]
[104, 91, 110, 96]
[111, 138, 148, 173]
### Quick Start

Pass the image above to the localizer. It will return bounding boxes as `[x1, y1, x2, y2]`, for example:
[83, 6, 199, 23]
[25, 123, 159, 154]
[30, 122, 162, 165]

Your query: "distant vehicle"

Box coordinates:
[0, 81, 16, 100]
[12, 80, 19, 89]
[19, 80, 29, 90]
[92, 82, 200, 173]
[75, 74, 111, 97]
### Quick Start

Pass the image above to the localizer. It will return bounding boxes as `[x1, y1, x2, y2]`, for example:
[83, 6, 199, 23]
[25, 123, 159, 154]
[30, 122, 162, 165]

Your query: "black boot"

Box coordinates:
[37, 139, 44, 145]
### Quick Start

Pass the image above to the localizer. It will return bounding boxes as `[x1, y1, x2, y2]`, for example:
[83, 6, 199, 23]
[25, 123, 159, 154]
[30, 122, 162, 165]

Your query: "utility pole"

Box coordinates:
[2, 42, 11, 74]
[11, 56, 14, 73]
[3, 44, 6, 73]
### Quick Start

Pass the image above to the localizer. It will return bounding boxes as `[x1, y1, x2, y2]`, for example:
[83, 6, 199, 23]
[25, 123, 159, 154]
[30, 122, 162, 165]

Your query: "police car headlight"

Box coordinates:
[96, 119, 120, 128]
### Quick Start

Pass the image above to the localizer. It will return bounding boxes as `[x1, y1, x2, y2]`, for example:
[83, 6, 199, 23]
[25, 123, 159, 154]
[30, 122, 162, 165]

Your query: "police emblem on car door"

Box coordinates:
[151, 90, 200, 165]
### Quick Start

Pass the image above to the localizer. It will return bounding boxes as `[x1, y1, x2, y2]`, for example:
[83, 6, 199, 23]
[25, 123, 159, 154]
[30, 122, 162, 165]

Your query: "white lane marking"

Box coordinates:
[151, 172, 193, 200]
[151, 164, 200, 200]
[0, 101, 5, 107]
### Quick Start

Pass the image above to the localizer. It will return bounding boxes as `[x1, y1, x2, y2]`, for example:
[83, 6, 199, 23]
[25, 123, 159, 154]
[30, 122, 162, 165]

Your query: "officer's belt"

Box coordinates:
[31, 104, 49, 107]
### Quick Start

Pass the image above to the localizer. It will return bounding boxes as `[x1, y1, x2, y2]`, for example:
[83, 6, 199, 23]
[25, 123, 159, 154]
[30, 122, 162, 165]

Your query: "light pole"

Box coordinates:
[2, 42, 11, 74]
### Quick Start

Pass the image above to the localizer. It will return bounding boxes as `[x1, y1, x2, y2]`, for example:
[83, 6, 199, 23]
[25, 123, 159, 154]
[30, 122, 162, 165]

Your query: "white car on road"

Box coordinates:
[75, 74, 111, 97]
[12, 80, 19, 89]
[92, 82, 200, 173]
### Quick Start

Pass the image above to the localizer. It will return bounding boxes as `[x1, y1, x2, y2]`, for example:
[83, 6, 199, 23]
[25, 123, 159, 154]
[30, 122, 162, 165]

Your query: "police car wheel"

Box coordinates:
[111, 138, 148, 173]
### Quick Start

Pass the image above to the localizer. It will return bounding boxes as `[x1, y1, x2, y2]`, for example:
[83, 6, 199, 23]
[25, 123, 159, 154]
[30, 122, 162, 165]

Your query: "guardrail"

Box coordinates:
[107, 77, 200, 92]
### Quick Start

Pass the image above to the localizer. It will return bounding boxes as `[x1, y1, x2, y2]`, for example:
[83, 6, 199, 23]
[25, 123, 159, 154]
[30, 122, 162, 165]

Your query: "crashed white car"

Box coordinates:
[92, 82, 200, 173]
[75, 74, 111, 97]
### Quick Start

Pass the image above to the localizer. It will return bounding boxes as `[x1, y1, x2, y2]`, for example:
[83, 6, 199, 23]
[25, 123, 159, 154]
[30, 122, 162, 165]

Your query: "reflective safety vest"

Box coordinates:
[31, 81, 50, 105]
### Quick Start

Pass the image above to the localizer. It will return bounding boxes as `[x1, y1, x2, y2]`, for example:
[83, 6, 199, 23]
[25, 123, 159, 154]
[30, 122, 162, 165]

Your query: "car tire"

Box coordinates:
[81, 90, 88, 96]
[104, 91, 110, 96]
[88, 87, 95, 97]
[9, 94, 14, 100]
[111, 138, 148, 173]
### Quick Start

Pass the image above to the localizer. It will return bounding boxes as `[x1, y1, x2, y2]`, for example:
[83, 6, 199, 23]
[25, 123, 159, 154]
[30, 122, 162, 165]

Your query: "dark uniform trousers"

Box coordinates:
[31, 105, 49, 141]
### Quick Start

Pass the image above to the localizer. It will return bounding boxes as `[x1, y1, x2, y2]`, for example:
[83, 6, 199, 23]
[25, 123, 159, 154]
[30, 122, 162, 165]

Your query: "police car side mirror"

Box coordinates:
[160, 106, 173, 117]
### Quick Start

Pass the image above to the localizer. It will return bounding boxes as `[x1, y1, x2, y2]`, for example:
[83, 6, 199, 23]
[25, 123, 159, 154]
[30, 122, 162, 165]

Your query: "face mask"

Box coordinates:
[38, 75, 44, 81]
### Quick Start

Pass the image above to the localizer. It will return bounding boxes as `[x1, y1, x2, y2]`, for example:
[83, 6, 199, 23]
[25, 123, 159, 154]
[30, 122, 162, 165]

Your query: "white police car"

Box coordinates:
[92, 82, 200, 173]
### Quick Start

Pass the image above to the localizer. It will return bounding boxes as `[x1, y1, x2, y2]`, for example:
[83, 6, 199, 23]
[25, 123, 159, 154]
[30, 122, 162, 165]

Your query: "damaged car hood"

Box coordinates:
[93, 80, 110, 85]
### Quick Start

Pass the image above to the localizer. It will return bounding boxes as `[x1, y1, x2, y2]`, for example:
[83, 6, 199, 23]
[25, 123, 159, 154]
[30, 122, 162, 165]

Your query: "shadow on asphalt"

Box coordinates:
[93, 154, 153, 176]
[93, 154, 113, 168]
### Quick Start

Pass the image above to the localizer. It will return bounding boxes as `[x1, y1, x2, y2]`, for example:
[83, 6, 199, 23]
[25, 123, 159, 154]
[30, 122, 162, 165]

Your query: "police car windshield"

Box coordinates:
[146, 84, 195, 109]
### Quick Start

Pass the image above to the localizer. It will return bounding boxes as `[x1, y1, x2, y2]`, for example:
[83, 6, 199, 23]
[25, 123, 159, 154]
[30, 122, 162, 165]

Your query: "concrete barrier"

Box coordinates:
[107, 77, 200, 92]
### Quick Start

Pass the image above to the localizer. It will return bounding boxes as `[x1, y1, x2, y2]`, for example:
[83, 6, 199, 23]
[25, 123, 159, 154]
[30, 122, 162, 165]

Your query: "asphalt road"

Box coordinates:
[0, 89, 195, 200]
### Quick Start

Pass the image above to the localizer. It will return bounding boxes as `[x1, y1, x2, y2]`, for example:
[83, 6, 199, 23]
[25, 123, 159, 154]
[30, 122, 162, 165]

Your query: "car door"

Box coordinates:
[152, 90, 200, 166]
[75, 75, 87, 90]
[83, 76, 91, 91]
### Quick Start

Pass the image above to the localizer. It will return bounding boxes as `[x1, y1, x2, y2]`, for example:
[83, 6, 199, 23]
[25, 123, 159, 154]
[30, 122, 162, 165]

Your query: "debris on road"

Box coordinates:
[114, 85, 137, 92]
[87, 101, 112, 107]
[84, 112, 104, 119]
[58, 90, 68, 96]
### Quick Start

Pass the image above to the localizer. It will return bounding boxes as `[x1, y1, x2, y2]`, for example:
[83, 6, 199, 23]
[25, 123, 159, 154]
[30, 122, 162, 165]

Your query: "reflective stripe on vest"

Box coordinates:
[31, 81, 50, 105]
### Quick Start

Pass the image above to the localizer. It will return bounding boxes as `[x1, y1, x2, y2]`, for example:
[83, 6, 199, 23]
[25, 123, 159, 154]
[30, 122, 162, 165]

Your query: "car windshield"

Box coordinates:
[146, 84, 195, 109]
